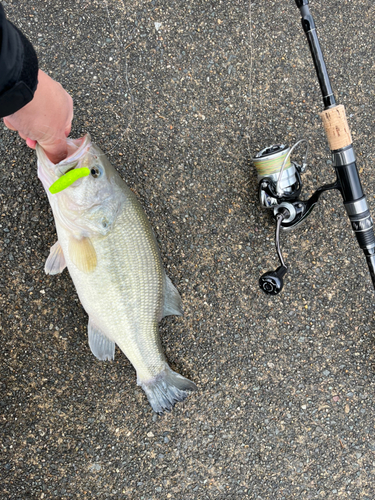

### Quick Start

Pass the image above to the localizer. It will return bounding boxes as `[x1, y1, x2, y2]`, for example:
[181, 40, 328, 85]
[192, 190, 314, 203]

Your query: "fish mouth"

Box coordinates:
[36, 133, 92, 177]
[57, 134, 92, 176]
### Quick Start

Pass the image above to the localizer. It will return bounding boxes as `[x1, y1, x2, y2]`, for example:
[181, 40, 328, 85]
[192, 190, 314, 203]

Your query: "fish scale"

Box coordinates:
[37, 134, 197, 413]
[66, 205, 165, 380]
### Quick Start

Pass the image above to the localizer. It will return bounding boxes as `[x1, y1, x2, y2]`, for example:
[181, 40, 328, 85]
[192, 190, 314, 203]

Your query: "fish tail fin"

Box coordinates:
[138, 363, 197, 414]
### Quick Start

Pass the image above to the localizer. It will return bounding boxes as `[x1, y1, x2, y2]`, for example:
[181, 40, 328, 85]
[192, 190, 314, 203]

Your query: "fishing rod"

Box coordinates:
[254, 0, 375, 295]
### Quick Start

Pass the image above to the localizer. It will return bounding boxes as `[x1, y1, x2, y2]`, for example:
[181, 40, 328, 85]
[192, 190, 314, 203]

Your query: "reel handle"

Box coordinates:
[259, 265, 288, 295]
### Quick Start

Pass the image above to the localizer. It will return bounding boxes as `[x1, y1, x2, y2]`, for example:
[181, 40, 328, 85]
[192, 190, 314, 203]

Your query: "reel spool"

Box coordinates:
[253, 143, 304, 211]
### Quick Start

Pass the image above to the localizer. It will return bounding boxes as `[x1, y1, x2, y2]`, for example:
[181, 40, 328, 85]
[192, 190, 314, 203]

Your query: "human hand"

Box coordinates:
[3, 70, 73, 163]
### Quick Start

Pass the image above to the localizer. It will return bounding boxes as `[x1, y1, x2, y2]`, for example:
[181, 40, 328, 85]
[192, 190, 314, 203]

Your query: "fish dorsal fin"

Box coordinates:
[68, 236, 97, 273]
[162, 274, 183, 318]
[88, 320, 115, 361]
[45, 241, 67, 275]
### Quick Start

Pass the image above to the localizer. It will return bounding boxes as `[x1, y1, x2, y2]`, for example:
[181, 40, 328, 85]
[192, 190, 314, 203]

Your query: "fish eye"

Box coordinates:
[90, 165, 102, 178]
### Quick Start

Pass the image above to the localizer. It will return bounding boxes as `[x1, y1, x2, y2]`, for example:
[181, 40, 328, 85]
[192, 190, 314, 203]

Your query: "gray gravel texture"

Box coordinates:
[1, 0, 375, 498]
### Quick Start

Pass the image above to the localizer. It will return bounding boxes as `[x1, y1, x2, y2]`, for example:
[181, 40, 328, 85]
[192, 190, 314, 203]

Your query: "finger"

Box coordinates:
[26, 138, 37, 149]
[65, 108, 74, 137]
[3, 117, 17, 131]
[18, 132, 29, 141]
[42, 141, 69, 164]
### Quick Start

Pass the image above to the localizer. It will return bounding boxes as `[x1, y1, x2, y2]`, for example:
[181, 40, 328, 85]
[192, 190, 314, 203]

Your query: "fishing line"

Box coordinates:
[245, 0, 253, 157]
[98, 0, 135, 156]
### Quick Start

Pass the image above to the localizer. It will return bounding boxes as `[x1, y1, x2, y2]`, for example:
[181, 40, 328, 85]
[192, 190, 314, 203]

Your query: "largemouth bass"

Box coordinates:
[36, 134, 197, 414]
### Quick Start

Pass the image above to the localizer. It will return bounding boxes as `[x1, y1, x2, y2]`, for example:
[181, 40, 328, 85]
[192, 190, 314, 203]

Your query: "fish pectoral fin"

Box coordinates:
[88, 320, 115, 361]
[45, 241, 67, 275]
[162, 274, 183, 318]
[68, 236, 97, 273]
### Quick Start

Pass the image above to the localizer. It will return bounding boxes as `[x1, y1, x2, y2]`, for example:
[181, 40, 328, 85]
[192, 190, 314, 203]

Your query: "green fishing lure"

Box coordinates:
[49, 167, 91, 194]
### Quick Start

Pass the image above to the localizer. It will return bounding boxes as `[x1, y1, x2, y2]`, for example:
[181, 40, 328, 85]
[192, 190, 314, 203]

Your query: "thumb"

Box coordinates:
[40, 139, 69, 164]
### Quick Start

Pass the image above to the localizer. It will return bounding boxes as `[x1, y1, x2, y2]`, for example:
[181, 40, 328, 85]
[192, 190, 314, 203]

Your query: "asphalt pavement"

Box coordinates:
[1, 0, 375, 498]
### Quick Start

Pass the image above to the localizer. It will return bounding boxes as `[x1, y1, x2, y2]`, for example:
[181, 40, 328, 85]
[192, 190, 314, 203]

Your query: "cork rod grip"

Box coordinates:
[320, 104, 352, 151]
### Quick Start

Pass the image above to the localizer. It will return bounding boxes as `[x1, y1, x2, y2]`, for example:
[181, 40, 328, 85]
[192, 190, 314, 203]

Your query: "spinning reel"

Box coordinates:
[255, 0, 375, 296]
[254, 140, 337, 295]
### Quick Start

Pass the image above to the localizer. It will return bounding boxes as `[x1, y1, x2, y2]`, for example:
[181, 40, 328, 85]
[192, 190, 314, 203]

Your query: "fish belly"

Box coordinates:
[57, 197, 166, 382]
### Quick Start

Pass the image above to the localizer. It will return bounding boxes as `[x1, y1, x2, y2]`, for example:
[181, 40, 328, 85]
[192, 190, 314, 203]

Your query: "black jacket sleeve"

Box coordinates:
[0, 4, 38, 118]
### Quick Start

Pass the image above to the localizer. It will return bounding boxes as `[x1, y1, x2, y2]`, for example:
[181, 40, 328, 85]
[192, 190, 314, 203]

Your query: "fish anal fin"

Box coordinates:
[69, 236, 97, 273]
[45, 241, 67, 275]
[162, 274, 183, 318]
[88, 320, 115, 361]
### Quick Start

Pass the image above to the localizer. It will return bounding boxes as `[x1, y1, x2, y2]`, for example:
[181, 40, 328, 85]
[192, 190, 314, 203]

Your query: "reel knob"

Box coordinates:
[259, 265, 288, 295]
